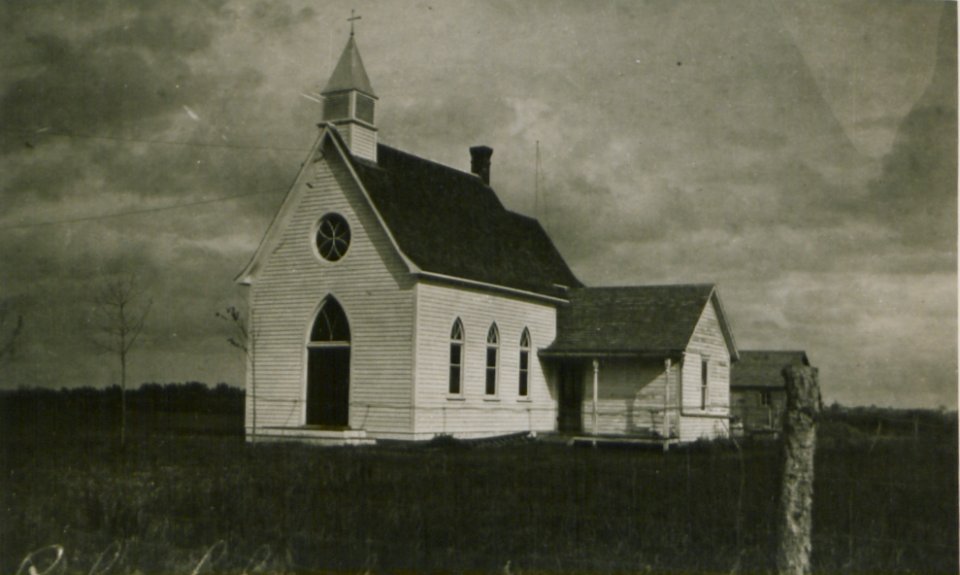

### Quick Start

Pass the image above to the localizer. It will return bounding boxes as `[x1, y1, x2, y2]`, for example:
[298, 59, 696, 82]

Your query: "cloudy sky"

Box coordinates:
[0, 0, 955, 408]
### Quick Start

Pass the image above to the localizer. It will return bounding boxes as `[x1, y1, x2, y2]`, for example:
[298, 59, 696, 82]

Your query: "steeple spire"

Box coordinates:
[320, 20, 379, 162]
[322, 34, 376, 97]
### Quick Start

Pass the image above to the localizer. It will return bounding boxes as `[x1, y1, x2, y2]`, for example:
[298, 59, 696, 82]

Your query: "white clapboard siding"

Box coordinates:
[338, 122, 377, 162]
[245, 136, 415, 437]
[678, 298, 731, 442]
[578, 359, 669, 436]
[413, 281, 558, 438]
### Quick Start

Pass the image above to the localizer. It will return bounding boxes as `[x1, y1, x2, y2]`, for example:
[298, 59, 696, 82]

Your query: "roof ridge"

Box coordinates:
[377, 143, 479, 180]
[576, 283, 716, 290]
[739, 350, 809, 363]
[504, 210, 554, 229]
[505, 209, 537, 222]
[741, 349, 808, 353]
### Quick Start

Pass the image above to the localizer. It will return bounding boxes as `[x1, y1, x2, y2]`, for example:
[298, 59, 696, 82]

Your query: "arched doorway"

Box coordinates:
[306, 297, 351, 427]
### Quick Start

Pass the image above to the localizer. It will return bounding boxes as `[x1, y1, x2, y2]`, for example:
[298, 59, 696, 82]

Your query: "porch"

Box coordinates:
[567, 434, 681, 451]
[543, 354, 682, 441]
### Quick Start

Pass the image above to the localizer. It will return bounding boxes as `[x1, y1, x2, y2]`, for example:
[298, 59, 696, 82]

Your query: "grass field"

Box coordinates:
[1, 389, 957, 574]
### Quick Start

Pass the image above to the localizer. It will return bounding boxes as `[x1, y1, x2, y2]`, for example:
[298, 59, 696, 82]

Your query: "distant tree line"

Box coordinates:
[1, 384, 245, 442]
[1, 382, 243, 415]
[820, 402, 957, 442]
[2, 384, 955, 444]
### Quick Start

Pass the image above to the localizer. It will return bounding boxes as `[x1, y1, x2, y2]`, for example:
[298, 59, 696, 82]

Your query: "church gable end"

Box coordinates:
[246, 131, 416, 438]
[256, 136, 410, 284]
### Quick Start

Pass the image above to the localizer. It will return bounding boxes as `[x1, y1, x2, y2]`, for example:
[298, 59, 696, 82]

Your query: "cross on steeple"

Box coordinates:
[348, 10, 361, 37]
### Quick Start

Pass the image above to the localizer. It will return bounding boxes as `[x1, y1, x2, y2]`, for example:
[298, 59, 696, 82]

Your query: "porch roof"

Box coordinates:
[542, 284, 733, 358]
[537, 349, 682, 359]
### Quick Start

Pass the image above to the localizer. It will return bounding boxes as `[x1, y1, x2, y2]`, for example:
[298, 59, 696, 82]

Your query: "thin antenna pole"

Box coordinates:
[326, 29, 332, 77]
[535, 140, 541, 219]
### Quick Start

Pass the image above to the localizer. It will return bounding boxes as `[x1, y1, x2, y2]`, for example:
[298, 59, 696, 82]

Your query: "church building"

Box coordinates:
[237, 31, 739, 445]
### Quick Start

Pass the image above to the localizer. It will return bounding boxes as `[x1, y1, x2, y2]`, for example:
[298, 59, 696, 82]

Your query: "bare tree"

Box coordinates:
[0, 300, 24, 369]
[216, 305, 257, 442]
[216, 305, 248, 354]
[92, 277, 151, 450]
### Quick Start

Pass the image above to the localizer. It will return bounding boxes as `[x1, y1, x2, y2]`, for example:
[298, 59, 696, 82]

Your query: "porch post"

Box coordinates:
[592, 359, 599, 435]
[663, 358, 672, 437]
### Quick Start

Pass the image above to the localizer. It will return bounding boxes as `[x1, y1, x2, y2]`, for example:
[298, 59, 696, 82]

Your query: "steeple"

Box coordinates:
[321, 20, 378, 162]
[323, 35, 376, 97]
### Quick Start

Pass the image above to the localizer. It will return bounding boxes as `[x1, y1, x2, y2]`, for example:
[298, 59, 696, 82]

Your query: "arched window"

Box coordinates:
[485, 323, 499, 396]
[519, 328, 531, 397]
[701, 359, 709, 410]
[310, 298, 351, 343]
[306, 297, 351, 426]
[448, 319, 464, 395]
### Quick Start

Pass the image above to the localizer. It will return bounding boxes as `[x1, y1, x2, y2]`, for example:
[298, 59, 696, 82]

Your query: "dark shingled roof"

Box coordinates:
[731, 350, 810, 389]
[541, 284, 719, 356]
[351, 144, 582, 298]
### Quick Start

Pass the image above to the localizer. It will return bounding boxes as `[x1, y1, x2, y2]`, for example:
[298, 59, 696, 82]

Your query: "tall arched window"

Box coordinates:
[485, 323, 499, 396]
[306, 297, 351, 426]
[519, 328, 531, 397]
[700, 359, 709, 410]
[448, 319, 464, 395]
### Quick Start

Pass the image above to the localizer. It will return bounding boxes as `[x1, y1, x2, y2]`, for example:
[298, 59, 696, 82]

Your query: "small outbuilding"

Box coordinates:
[730, 350, 810, 435]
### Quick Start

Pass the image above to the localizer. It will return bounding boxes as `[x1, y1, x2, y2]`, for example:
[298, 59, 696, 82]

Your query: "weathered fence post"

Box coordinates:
[776, 365, 820, 575]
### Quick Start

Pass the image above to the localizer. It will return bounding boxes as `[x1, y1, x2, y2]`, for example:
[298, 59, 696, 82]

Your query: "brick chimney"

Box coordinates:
[469, 146, 493, 185]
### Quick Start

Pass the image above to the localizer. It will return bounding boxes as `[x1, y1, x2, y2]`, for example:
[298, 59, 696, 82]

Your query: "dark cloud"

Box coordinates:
[722, 128, 790, 152]
[98, 10, 217, 54]
[863, 3, 957, 253]
[248, 1, 316, 31]
[2, 36, 195, 138]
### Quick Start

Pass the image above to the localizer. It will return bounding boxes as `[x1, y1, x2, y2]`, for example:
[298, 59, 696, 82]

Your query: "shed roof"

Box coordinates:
[351, 143, 582, 298]
[731, 350, 810, 389]
[541, 284, 737, 358]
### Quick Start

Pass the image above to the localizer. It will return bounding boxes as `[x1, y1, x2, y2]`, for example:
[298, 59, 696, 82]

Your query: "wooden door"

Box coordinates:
[557, 362, 583, 433]
[307, 347, 350, 427]
[306, 297, 351, 428]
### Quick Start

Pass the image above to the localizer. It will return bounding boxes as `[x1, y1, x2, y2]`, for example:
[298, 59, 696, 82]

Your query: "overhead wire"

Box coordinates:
[2, 127, 310, 153]
[0, 127, 310, 231]
[0, 187, 287, 231]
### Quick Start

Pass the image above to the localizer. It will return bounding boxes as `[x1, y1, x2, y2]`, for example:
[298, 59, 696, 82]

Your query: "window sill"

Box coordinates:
[516, 397, 532, 403]
[446, 395, 466, 401]
[482, 397, 501, 402]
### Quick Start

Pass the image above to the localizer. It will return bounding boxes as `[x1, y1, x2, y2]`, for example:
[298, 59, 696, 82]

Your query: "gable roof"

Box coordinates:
[541, 284, 738, 358]
[323, 35, 376, 97]
[731, 350, 810, 389]
[351, 144, 582, 298]
[237, 127, 581, 300]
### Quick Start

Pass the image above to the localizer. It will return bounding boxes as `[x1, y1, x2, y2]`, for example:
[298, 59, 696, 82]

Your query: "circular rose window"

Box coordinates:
[315, 213, 351, 262]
